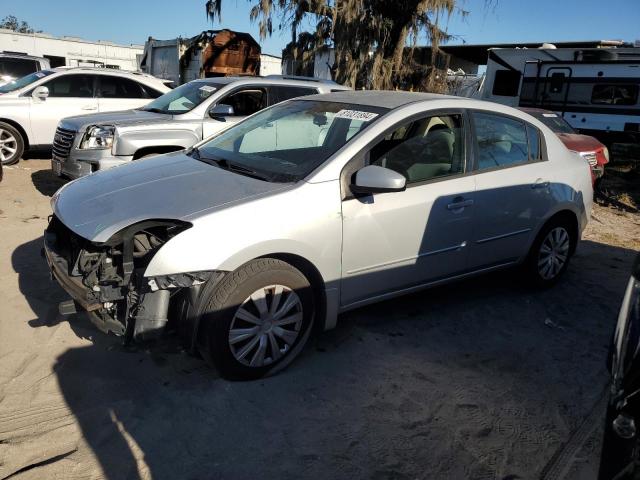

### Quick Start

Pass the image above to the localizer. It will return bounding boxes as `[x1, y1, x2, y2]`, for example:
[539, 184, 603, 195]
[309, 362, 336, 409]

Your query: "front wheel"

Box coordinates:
[197, 259, 315, 380]
[524, 219, 574, 287]
[0, 122, 24, 166]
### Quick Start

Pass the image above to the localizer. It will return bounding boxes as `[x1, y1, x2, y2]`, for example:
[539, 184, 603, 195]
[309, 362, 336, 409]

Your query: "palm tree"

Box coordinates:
[205, 0, 467, 91]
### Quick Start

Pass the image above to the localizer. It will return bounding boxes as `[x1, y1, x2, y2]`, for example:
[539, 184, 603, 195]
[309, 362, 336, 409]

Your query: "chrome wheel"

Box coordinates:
[0, 128, 17, 163]
[537, 227, 570, 280]
[228, 284, 303, 368]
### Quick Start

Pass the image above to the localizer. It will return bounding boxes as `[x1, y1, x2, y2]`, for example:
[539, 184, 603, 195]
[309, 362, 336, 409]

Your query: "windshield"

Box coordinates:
[194, 100, 388, 183]
[528, 111, 575, 134]
[140, 80, 225, 114]
[0, 70, 54, 94]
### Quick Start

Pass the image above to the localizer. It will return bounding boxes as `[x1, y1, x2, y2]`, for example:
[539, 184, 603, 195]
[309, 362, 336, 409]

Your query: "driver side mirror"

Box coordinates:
[32, 86, 49, 100]
[209, 104, 235, 120]
[351, 165, 406, 194]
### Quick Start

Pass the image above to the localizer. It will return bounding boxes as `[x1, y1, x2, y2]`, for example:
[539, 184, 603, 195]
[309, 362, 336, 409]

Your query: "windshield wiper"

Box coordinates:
[191, 153, 271, 181]
[225, 162, 272, 182]
[139, 107, 166, 114]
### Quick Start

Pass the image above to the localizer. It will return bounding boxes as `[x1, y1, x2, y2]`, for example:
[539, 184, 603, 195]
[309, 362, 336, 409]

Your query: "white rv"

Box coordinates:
[477, 44, 640, 147]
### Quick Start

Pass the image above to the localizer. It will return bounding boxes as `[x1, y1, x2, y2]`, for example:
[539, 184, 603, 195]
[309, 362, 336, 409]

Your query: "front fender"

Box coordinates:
[143, 181, 343, 289]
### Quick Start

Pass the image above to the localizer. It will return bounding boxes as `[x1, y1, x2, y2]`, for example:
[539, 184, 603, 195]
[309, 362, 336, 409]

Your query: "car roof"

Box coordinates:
[299, 90, 460, 109]
[188, 76, 349, 90]
[49, 67, 169, 85]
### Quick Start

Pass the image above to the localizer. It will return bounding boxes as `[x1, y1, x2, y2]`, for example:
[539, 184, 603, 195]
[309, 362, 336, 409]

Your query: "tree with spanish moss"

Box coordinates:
[205, 0, 467, 91]
[0, 15, 39, 34]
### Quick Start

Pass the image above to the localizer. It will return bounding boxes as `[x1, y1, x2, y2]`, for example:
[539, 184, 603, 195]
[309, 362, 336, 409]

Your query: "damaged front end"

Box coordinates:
[44, 215, 212, 342]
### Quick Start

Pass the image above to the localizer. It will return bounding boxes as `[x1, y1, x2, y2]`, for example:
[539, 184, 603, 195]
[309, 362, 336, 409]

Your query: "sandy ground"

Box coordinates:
[0, 159, 639, 480]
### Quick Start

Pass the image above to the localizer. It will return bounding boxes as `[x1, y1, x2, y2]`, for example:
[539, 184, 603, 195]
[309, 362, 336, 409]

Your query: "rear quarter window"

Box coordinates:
[271, 86, 319, 104]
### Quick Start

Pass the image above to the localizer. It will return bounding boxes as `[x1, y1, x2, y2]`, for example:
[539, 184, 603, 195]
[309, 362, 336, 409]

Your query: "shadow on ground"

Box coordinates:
[10, 235, 637, 479]
[31, 168, 67, 197]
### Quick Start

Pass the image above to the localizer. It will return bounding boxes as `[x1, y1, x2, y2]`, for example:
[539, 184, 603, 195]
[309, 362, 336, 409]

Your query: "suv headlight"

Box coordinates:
[80, 125, 115, 150]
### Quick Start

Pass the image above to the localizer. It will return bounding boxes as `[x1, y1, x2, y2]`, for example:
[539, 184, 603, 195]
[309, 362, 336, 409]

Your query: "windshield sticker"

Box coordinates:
[199, 85, 217, 93]
[542, 113, 558, 118]
[335, 110, 379, 122]
[35, 72, 45, 78]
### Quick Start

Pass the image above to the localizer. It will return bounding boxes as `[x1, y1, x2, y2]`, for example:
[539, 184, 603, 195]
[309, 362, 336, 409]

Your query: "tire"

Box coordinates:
[0, 122, 24, 166]
[196, 258, 315, 380]
[524, 218, 575, 287]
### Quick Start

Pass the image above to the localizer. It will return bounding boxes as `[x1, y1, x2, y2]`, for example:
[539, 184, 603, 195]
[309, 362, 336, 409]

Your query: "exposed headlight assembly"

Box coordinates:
[80, 125, 115, 150]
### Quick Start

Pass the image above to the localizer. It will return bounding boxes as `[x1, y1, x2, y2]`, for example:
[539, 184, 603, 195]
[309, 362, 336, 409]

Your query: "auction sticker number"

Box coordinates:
[335, 110, 379, 122]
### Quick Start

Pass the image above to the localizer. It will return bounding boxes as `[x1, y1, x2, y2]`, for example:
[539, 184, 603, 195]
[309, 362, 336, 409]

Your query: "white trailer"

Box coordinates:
[478, 45, 640, 147]
[0, 28, 143, 71]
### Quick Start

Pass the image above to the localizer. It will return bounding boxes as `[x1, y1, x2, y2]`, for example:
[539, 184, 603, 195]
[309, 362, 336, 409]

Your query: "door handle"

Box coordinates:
[81, 105, 97, 111]
[447, 198, 474, 210]
[532, 179, 550, 189]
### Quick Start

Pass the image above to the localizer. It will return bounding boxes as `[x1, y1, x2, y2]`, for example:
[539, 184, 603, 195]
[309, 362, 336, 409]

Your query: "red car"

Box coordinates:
[521, 108, 609, 185]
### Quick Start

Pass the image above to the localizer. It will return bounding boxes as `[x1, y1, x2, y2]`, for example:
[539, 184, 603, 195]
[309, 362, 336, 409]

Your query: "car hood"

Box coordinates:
[59, 109, 171, 132]
[53, 152, 292, 243]
[556, 133, 605, 152]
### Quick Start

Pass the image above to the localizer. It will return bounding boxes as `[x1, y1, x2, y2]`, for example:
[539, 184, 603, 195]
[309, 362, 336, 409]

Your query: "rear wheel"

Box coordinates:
[197, 258, 315, 380]
[0, 122, 24, 166]
[524, 218, 574, 287]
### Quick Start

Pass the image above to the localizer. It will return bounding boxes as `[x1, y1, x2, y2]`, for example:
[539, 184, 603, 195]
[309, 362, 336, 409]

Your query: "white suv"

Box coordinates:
[0, 67, 171, 165]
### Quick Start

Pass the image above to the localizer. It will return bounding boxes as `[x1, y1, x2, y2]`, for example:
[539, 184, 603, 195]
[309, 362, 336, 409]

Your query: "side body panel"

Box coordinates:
[144, 181, 344, 300]
[341, 176, 476, 307]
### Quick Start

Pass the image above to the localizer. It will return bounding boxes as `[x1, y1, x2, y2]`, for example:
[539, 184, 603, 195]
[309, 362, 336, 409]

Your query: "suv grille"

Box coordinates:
[52, 127, 76, 160]
[583, 152, 597, 167]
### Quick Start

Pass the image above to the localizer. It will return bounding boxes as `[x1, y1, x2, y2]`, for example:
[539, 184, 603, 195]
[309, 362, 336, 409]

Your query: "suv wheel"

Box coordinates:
[197, 259, 315, 380]
[525, 219, 574, 287]
[0, 122, 24, 166]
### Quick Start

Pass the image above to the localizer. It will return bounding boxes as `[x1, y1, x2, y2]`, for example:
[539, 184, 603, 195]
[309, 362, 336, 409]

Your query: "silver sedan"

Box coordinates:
[44, 91, 593, 379]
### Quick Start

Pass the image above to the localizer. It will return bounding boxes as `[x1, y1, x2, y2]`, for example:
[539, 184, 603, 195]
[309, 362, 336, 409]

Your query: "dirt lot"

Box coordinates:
[1, 159, 639, 480]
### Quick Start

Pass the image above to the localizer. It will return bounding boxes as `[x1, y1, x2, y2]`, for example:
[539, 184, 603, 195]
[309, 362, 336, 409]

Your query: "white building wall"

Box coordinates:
[259, 54, 282, 76]
[0, 29, 143, 70]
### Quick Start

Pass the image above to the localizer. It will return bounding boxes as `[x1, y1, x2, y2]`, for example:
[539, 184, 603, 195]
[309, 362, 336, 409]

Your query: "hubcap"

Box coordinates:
[0, 129, 17, 162]
[537, 227, 570, 280]
[228, 285, 303, 367]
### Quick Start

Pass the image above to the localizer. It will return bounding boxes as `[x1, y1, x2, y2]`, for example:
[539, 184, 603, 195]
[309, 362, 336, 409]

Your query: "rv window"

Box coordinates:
[592, 84, 639, 106]
[492, 70, 521, 97]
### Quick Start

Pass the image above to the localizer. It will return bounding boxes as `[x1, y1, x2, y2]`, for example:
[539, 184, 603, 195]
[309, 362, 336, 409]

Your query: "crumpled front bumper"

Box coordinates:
[56, 148, 133, 180]
[44, 231, 101, 311]
[43, 229, 126, 335]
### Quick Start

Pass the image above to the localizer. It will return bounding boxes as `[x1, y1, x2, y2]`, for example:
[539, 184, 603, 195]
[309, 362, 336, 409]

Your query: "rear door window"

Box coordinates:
[43, 74, 96, 98]
[473, 112, 530, 170]
[98, 76, 151, 99]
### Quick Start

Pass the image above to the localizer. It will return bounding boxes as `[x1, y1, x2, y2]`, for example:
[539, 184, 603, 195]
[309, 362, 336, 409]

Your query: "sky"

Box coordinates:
[3, 0, 639, 57]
